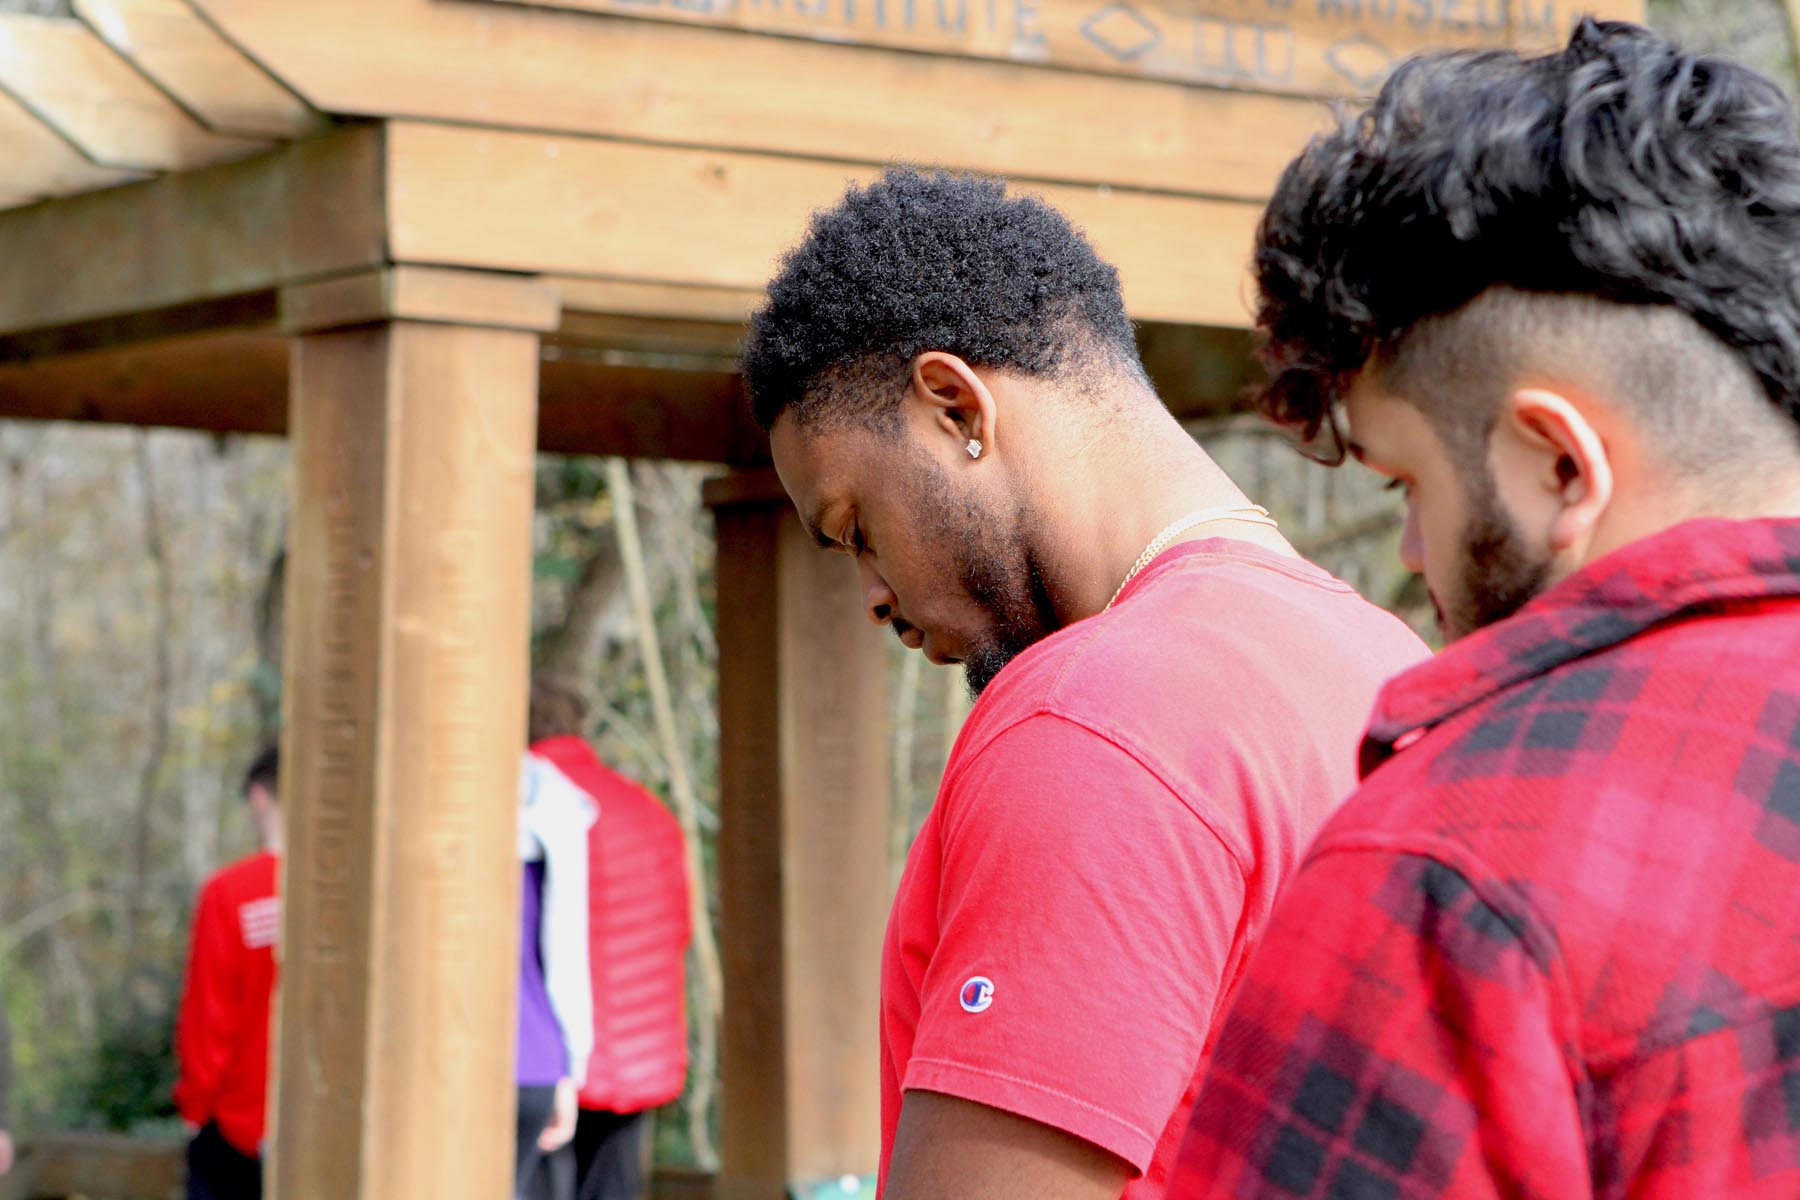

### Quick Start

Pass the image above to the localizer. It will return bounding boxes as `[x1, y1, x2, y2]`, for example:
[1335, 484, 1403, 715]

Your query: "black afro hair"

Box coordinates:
[742, 166, 1141, 432]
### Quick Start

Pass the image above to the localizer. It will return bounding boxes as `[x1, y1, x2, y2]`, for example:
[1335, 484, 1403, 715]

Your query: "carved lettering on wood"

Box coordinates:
[486, 0, 1633, 97]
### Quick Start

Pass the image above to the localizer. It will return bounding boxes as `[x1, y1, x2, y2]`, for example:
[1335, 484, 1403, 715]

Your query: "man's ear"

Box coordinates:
[1495, 387, 1614, 554]
[912, 352, 998, 458]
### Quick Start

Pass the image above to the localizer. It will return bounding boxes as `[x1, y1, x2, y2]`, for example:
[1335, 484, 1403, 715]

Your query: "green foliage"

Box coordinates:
[51, 982, 179, 1135]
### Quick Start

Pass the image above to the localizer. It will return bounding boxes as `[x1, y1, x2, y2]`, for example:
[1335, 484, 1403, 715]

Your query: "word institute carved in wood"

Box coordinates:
[493, 0, 1639, 97]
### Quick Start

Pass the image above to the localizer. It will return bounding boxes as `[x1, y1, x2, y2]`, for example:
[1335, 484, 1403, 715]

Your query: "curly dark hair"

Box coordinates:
[743, 167, 1142, 432]
[1255, 18, 1800, 461]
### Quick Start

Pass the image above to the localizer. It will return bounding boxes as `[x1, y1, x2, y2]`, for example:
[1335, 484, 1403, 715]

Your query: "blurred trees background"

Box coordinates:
[0, 0, 1786, 1165]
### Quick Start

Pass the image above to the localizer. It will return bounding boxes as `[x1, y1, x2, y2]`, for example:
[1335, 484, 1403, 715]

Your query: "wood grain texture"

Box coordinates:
[711, 487, 890, 1195]
[281, 265, 561, 335]
[196, 0, 1332, 200]
[73, 0, 317, 138]
[0, 13, 267, 170]
[386, 122, 1264, 328]
[482, 0, 1645, 99]
[275, 319, 539, 1200]
[0, 86, 143, 210]
[0, 123, 384, 336]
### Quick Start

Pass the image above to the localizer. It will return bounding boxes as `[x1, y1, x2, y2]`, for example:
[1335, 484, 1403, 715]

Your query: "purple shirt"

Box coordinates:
[515, 860, 566, 1086]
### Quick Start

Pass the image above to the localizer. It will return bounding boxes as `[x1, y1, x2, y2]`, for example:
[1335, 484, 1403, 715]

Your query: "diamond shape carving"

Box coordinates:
[1081, 3, 1161, 62]
[1327, 33, 1396, 92]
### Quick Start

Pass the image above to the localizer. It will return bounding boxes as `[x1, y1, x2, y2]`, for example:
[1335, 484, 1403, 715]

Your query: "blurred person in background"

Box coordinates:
[515, 683, 600, 1200]
[1173, 20, 1800, 1197]
[743, 168, 1426, 1199]
[527, 677, 691, 1200]
[174, 746, 280, 1200]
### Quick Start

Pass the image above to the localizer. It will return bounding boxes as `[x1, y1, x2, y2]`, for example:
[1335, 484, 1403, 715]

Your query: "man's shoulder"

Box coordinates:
[1338, 612, 1800, 843]
[1319, 621, 1800, 1053]
[996, 543, 1419, 715]
[203, 851, 277, 899]
[955, 543, 1422, 825]
[534, 737, 657, 806]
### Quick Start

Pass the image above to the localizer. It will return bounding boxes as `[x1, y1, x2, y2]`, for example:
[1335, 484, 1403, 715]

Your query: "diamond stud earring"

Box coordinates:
[966, 439, 983, 460]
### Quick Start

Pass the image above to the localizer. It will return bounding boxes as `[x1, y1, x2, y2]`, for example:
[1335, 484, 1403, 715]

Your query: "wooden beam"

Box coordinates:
[0, 123, 385, 338]
[553, 277, 760, 325]
[0, 324, 762, 463]
[386, 122, 1264, 328]
[709, 475, 889, 1197]
[275, 317, 539, 1199]
[0, 328, 286, 432]
[196, 0, 1638, 199]
[0, 1134, 182, 1200]
[281, 265, 562, 335]
[197, 0, 1332, 200]
[0, 86, 143, 210]
[1138, 320, 1258, 418]
[483, 0, 1644, 99]
[72, 0, 318, 139]
[0, 13, 268, 171]
[538, 358, 759, 462]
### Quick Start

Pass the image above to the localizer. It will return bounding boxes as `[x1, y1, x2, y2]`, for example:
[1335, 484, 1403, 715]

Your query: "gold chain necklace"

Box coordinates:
[1106, 505, 1278, 610]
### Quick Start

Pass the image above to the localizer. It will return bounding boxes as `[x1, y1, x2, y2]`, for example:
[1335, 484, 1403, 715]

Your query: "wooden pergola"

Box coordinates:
[0, 0, 1635, 1196]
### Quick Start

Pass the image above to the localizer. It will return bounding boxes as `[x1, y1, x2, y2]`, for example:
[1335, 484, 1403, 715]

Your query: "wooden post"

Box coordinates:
[271, 268, 558, 1199]
[706, 469, 891, 1199]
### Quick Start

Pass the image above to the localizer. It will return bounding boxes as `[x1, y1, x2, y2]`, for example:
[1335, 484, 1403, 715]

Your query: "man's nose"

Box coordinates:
[1398, 502, 1425, 576]
[860, 561, 898, 626]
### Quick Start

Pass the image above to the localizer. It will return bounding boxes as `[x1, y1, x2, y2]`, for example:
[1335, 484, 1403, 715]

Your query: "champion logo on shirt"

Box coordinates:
[959, 976, 995, 1014]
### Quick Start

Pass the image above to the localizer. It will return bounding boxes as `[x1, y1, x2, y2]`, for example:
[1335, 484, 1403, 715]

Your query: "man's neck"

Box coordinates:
[1583, 472, 1800, 572]
[1037, 405, 1295, 624]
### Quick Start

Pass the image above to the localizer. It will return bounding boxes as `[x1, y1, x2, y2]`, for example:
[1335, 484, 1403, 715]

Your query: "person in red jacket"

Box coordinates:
[528, 679, 691, 1200]
[174, 746, 280, 1200]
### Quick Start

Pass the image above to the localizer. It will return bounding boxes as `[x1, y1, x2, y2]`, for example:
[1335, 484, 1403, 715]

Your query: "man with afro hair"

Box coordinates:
[743, 168, 1425, 1199]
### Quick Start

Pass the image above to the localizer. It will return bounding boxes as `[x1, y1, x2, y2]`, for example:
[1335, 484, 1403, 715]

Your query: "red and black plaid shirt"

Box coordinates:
[1171, 517, 1800, 1199]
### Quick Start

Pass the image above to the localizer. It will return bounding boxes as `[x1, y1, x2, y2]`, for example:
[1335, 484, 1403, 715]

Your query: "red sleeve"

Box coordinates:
[173, 877, 243, 1123]
[1172, 846, 1590, 1197]
[903, 714, 1244, 1174]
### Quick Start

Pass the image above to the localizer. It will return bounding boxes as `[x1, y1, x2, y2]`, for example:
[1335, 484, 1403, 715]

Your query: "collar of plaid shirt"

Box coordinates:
[1361, 517, 1800, 776]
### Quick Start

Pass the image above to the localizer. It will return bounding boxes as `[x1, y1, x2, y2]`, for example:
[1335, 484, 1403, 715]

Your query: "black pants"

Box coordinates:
[186, 1122, 262, 1200]
[573, 1108, 647, 1200]
[516, 1085, 562, 1200]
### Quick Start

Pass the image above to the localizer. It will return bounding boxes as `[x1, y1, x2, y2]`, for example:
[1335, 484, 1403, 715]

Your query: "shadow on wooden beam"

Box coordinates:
[0, 327, 764, 463]
[0, 328, 288, 433]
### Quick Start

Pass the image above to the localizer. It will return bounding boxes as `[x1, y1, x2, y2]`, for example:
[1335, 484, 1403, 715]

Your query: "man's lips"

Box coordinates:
[894, 623, 960, 665]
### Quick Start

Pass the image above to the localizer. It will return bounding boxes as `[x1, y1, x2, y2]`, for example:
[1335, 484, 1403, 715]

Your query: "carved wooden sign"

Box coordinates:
[489, 0, 1640, 98]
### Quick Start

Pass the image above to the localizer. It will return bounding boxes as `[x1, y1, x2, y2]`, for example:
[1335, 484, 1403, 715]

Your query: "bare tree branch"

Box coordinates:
[605, 458, 723, 1169]
[534, 532, 626, 685]
[129, 435, 174, 976]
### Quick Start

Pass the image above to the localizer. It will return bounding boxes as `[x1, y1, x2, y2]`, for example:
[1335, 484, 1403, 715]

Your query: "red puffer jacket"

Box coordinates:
[532, 736, 692, 1113]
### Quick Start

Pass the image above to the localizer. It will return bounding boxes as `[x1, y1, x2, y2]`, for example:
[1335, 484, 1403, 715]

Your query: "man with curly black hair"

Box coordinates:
[1172, 19, 1800, 1198]
[744, 168, 1425, 1199]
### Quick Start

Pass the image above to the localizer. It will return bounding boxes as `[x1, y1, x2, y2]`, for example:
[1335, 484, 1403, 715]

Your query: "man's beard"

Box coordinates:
[1444, 472, 1552, 641]
[912, 455, 1059, 696]
[957, 536, 1057, 696]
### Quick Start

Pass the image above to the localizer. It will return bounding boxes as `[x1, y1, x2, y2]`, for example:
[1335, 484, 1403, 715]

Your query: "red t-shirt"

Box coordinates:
[174, 850, 281, 1157]
[879, 538, 1426, 1196]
